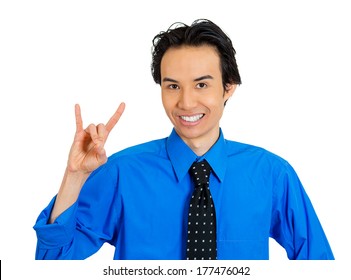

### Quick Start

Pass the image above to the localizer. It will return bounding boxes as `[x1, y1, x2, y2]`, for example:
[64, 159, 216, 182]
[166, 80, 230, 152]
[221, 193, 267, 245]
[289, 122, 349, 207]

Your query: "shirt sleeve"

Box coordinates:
[270, 161, 334, 260]
[33, 162, 120, 260]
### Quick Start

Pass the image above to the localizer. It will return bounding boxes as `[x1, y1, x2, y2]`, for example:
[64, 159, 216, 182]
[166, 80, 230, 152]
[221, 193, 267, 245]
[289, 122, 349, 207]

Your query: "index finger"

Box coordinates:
[105, 102, 126, 133]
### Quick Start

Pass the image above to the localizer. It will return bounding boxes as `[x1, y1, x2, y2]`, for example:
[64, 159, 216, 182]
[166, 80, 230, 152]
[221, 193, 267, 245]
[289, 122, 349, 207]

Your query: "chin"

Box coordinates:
[176, 127, 203, 140]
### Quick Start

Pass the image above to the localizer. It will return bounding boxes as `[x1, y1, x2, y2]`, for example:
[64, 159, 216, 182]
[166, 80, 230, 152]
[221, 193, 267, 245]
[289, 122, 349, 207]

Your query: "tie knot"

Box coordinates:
[189, 160, 212, 187]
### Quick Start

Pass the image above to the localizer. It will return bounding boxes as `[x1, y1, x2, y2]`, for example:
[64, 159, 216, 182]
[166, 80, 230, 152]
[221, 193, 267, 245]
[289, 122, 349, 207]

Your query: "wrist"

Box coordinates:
[49, 168, 90, 224]
[63, 168, 90, 189]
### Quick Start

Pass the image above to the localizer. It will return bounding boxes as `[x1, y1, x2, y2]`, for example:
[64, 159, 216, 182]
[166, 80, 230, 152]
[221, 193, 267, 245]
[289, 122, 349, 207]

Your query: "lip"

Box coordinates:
[178, 113, 205, 126]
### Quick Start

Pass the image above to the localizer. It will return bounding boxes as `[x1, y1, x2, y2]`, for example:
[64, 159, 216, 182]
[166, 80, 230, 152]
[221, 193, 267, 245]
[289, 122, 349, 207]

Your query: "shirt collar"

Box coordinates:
[166, 128, 228, 183]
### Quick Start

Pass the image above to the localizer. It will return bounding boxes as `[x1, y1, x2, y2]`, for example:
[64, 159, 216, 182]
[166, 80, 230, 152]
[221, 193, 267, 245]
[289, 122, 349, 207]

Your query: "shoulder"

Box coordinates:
[88, 137, 168, 179]
[107, 137, 168, 164]
[224, 138, 300, 187]
[224, 138, 291, 170]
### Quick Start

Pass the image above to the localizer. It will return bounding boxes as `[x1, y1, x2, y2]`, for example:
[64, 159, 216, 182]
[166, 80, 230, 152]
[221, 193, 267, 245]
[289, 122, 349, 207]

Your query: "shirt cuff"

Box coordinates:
[33, 196, 78, 248]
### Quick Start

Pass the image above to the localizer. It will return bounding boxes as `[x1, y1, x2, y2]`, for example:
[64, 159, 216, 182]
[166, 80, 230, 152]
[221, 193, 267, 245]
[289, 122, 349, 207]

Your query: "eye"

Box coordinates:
[168, 84, 179, 90]
[196, 82, 207, 89]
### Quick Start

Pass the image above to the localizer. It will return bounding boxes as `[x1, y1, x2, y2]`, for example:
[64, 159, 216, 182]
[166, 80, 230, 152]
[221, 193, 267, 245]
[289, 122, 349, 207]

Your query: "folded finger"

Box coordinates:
[86, 124, 103, 146]
[97, 123, 107, 143]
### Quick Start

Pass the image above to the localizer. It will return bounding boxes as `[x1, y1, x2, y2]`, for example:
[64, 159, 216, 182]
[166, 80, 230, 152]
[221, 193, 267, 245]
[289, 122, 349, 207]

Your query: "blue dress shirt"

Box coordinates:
[34, 129, 334, 260]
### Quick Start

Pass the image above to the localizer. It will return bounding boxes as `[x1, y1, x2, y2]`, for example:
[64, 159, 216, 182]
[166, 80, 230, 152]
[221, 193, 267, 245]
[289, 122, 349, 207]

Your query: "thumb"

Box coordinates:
[96, 145, 107, 163]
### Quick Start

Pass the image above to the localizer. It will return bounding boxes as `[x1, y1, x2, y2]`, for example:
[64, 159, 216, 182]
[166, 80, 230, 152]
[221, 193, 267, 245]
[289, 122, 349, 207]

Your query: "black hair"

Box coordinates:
[151, 19, 242, 89]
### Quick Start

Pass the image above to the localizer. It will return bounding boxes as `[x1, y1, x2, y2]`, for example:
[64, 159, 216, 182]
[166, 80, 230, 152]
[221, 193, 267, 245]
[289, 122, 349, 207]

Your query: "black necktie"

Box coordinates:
[186, 160, 217, 260]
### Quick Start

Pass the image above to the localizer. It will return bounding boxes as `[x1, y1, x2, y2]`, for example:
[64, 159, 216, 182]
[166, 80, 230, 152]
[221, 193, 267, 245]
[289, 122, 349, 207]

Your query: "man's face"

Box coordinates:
[161, 45, 236, 152]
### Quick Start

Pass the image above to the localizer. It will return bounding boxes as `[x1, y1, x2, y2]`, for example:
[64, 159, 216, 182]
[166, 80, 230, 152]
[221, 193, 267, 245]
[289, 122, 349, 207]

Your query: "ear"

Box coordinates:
[224, 83, 237, 100]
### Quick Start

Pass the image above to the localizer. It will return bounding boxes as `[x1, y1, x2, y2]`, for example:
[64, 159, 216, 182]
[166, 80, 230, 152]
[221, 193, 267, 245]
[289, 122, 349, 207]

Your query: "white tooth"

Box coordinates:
[181, 114, 203, 122]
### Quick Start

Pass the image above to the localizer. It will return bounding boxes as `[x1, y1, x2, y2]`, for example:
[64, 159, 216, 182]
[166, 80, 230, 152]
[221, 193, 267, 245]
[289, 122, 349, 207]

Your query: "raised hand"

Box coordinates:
[49, 102, 125, 223]
[67, 102, 126, 174]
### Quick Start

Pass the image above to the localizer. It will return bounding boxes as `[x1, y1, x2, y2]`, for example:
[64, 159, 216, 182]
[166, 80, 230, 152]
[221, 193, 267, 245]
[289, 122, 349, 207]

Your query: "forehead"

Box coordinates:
[160, 45, 221, 79]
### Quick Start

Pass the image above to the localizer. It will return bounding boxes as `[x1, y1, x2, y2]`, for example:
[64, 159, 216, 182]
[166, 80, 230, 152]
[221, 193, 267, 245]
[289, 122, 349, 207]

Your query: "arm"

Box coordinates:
[34, 161, 122, 259]
[50, 103, 125, 223]
[270, 162, 334, 260]
[34, 103, 125, 259]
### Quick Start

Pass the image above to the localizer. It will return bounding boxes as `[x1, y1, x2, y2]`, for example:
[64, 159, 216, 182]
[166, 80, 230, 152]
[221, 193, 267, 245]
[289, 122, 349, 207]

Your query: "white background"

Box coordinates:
[1, 0, 350, 278]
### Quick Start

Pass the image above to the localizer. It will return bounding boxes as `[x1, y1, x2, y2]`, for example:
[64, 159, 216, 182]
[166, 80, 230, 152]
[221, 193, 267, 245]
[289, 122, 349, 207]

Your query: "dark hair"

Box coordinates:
[151, 19, 242, 89]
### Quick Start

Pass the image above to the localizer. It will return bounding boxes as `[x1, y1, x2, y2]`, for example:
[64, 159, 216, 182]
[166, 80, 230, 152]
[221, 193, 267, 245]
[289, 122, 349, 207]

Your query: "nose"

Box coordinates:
[178, 88, 197, 110]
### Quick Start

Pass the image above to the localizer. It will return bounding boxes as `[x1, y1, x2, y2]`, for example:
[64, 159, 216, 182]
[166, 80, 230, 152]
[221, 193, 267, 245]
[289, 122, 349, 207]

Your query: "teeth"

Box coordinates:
[180, 114, 204, 122]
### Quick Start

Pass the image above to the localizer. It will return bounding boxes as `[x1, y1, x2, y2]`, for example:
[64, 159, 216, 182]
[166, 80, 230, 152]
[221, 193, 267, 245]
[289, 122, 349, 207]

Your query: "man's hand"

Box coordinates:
[67, 102, 126, 174]
[49, 102, 125, 223]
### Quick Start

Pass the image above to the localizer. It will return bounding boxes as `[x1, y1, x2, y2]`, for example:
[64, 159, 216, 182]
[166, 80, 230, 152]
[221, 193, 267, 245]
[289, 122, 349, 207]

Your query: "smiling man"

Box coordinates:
[34, 19, 334, 260]
[161, 45, 236, 156]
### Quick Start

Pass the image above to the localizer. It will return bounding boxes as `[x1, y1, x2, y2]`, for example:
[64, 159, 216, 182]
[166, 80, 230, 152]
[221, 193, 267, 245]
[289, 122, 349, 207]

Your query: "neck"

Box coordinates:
[181, 129, 220, 156]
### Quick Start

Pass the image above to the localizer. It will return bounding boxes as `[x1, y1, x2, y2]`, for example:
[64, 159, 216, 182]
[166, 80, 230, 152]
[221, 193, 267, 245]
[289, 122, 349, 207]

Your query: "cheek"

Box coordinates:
[161, 94, 174, 115]
[206, 96, 225, 112]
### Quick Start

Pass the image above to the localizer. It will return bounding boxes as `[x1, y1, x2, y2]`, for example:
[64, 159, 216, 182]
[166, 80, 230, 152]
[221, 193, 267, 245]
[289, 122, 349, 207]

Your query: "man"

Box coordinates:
[33, 19, 334, 260]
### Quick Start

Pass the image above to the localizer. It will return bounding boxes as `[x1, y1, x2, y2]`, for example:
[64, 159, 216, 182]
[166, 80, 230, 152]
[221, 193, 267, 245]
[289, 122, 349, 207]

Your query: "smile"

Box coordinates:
[179, 114, 204, 123]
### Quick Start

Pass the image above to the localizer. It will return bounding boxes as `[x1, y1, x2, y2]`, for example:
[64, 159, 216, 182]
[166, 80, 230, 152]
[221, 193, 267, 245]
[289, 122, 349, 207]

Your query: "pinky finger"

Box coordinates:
[75, 104, 83, 132]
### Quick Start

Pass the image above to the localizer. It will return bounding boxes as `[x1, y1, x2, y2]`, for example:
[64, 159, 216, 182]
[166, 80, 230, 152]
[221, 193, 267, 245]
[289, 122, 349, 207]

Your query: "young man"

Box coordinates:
[34, 19, 334, 260]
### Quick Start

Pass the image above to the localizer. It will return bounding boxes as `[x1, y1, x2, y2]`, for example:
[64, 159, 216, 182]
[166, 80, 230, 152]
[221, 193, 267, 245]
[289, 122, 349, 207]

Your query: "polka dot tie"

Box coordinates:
[186, 160, 217, 260]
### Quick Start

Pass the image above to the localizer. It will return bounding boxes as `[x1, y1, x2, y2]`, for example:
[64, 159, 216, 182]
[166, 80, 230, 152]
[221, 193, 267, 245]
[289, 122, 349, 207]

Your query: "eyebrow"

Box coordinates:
[162, 77, 179, 83]
[194, 75, 214, 82]
[162, 75, 214, 83]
